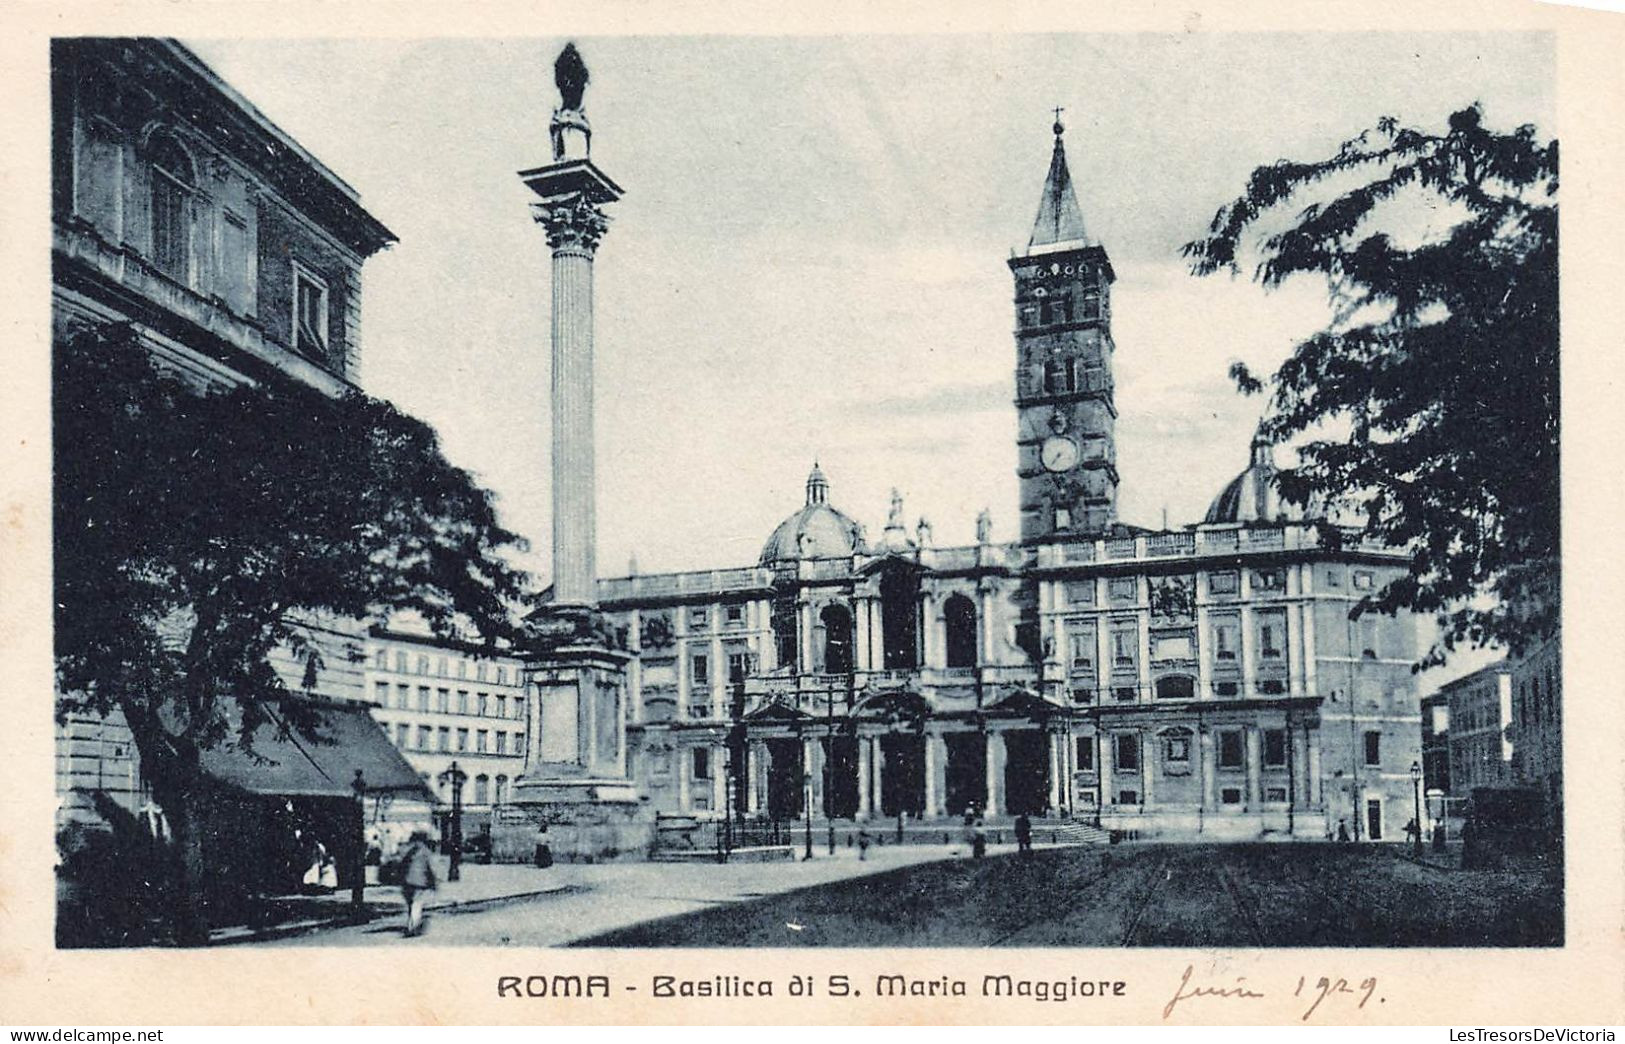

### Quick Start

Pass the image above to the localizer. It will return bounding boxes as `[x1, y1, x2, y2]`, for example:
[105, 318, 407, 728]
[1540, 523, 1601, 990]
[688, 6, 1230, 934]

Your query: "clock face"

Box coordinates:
[1040, 436, 1080, 473]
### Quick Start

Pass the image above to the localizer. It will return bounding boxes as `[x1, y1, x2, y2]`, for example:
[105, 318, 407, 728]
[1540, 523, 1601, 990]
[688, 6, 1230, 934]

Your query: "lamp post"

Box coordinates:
[438, 761, 467, 882]
[1410, 760, 1424, 857]
[803, 772, 814, 860]
[350, 769, 366, 913]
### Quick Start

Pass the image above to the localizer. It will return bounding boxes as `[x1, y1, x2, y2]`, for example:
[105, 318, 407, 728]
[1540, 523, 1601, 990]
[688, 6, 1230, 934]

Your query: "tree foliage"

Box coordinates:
[1184, 104, 1557, 665]
[54, 323, 534, 939]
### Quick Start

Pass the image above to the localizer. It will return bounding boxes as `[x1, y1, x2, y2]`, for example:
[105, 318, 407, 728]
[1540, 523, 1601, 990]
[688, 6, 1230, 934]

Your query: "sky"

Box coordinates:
[187, 32, 1554, 582]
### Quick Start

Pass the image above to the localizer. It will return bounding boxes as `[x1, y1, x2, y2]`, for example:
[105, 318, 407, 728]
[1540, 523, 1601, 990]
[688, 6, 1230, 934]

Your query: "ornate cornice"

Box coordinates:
[532, 194, 610, 254]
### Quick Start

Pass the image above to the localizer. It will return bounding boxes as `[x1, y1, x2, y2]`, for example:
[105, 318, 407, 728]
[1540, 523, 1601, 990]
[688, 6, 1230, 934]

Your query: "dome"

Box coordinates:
[1203, 434, 1307, 525]
[759, 464, 865, 564]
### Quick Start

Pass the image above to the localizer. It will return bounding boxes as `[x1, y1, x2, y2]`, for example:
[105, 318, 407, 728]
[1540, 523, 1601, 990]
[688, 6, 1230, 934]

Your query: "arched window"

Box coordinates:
[943, 594, 978, 669]
[148, 132, 195, 283]
[821, 604, 853, 674]
[473, 774, 489, 804]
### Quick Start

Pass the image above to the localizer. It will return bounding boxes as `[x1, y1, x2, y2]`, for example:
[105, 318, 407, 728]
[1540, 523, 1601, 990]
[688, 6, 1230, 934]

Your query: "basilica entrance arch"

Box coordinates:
[764, 737, 804, 821]
[1003, 729, 1051, 816]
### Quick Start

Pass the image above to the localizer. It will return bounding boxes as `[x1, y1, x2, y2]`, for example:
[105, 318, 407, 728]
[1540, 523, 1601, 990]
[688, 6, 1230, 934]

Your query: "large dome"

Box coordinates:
[759, 464, 865, 564]
[1204, 434, 1308, 525]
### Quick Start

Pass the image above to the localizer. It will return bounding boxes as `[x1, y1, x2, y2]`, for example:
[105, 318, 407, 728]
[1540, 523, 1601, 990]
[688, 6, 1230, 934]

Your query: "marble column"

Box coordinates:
[985, 732, 1005, 816]
[745, 741, 761, 814]
[926, 732, 948, 817]
[1099, 732, 1114, 808]
[676, 746, 691, 812]
[805, 737, 821, 813]
[857, 734, 872, 819]
[541, 210, 608, 606]
[869, 737, 884, 816]
[1245, 727, 1262, 808]
[1048, 732, 1063, 812]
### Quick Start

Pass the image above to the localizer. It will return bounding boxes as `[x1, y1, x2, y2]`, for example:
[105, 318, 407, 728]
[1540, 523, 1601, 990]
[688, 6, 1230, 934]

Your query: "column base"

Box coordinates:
[492, 777, 652, 864]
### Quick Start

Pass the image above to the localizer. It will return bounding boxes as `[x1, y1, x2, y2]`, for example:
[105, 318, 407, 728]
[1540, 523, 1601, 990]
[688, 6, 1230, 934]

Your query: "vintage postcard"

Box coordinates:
[1, 0, 1622, 1027]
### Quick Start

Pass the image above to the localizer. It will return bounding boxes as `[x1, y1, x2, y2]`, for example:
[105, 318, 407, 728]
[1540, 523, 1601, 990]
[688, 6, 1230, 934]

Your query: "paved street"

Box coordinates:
[264, 842, 1559, 948]
[264, 843, 976, 946]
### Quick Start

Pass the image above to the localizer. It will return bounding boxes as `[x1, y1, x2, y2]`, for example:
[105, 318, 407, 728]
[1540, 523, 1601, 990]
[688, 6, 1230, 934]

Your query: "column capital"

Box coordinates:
[533, 194, 611, 254]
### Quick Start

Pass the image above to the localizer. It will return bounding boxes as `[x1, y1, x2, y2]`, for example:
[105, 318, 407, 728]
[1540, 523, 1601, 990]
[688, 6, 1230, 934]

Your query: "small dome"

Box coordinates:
[1203, 433, 1307, 525]
[760, 464, 864, 564]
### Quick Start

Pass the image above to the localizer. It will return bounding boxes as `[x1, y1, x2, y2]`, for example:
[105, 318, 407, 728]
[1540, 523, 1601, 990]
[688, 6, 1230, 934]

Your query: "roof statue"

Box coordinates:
[554, 43, 589, 111]
[976, 508, 993, 545]
[887, 488, 905, 529]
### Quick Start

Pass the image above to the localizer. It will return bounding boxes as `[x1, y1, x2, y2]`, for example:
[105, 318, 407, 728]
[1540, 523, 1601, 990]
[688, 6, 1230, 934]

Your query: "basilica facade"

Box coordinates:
[599, 124, 1424, 841]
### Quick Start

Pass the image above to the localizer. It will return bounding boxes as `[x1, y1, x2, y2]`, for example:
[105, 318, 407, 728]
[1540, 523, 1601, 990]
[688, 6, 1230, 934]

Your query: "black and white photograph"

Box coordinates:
[9, 1, 1623, 1027]
[39, 25, 1570, 956]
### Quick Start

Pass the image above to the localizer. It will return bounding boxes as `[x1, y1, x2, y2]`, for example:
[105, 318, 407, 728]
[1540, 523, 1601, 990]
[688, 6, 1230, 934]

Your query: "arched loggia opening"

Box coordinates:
[821, 603, 853, 674]
[879, 565, 920, 670]
[943, 593, 978, 669]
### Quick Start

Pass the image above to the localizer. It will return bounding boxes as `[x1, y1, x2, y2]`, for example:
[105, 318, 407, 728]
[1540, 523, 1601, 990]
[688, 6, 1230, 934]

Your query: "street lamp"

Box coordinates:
[1410, 760, 1424, 857]
[350, 769, 366, 913]
[438, 760, 467, 882]
[803, 771, 814, 860]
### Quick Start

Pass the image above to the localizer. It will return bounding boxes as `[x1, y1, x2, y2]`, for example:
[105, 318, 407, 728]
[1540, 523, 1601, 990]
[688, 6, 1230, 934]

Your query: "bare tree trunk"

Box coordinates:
[138, 736, 211, 947]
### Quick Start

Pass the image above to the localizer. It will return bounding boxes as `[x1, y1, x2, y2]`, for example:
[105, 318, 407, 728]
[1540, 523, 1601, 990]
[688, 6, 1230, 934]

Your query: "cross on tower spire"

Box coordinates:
[1052, 106, 1066, 135]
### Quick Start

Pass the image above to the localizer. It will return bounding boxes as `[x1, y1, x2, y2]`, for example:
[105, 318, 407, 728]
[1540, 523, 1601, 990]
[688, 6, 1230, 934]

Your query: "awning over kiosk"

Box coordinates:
[198, 698, 433, 802]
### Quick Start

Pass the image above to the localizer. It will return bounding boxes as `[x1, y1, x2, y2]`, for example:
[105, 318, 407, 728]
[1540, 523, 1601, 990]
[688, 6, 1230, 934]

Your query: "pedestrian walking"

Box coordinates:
[857, 826, 871, 861]
[400, 829, 438, 937]
[971, 817, 987, 860]
[1014, 812, 1033, 855]
[533, 821, 552, 868]
[1336, 819, 1351, 843]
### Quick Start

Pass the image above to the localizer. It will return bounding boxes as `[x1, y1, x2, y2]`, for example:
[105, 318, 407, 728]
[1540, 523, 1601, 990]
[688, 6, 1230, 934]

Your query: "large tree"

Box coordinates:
[1184, 103, 1558, 665]
[54, 323, 535, 943]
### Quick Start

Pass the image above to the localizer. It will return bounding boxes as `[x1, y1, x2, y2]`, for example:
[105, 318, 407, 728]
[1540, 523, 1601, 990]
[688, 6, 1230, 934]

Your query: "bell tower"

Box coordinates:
[1009, 114, 1119, 542]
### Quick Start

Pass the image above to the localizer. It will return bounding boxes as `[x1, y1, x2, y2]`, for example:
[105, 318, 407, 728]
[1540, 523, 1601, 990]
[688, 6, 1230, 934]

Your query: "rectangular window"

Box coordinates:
[395, 652, 408, 673]
[1075, 736, 1095, 771]
[495, 732, 507, 755]
[1213, 618, 1239, 662]
[1067, 622, 1096, 672]
[151, 168, 190, 281]
[725, 604, 745, 625]
[514, 696, 526, 722]
[1218, 730, 1244, 770]
[438, 656, 448, 677]
[416, 686, 430, 712]
[1354, 570, 1375, 591]
[1112, 685, 1137, 702]
[373, 681, 388, 706]
[688, 607, 709, 629]
[1265, 785, 1288, 802]
[457, 690, 469, 715]
[394, 723, 408, 748]
[1212, 680, 1240, 697]
[1108, 577, 1137, 603]
[1209, 570, 1239, 596]
[1042, 358, 1075, 394]
[477, 692, 490, 717]
[416, 725, 430, 750]
[1054, 506, 1072, 530]
[1325, 567, 1343, 589]
[496, 666, 506, 685]
[374, 648, 388, 669]
[1257, 613, 1286, 660]
[1116, 789, 1139, 805]
[477, 663, 488, 682]
[1163, 734, 1191, 764]
[416, 655, 430, 675]
[1252, 568, 1285, 592]
[497, 694, 507, 719]
[436, 688, 450, 713]
[693, 748, 711, 780]
[395, 684, 409, 710]
[1264, 728, 1287, 768]
[293, 264, 328, 359]
[1364, 730, 1381, 767]
[1110, 623, 1137, 669]
[455, 728, 468, 752]
[477, 730, 489, 754]
[437, 727, 450, 753]
[458, 659, 468, 679]
[220, 209, 252, 309]
[726, 651, 750, 683]
[1221, 787, 1243, 805]
[692, 653, 710, 686]
[1114, 733, 1140, 772]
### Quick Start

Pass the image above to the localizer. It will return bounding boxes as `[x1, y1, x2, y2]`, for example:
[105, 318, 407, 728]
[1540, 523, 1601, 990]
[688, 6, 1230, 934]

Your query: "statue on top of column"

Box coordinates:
[550, 43, 593, 162]
[555, 43, 589, 111]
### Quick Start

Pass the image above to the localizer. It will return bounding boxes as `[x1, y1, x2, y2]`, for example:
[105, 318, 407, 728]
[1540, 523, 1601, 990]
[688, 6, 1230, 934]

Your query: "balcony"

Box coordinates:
[599, 566, 774, 604]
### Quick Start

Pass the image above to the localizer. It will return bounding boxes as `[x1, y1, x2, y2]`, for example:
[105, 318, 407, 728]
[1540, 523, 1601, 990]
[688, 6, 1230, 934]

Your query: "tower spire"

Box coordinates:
[1027, 115, 1090, 251]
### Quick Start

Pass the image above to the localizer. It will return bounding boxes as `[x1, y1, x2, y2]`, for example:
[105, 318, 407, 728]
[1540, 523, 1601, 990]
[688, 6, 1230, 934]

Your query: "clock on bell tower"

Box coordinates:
[1009, 114, 1119, 542]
